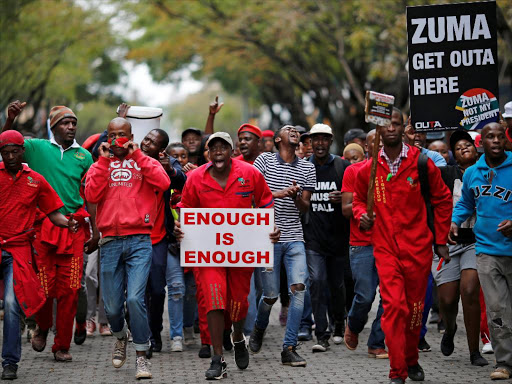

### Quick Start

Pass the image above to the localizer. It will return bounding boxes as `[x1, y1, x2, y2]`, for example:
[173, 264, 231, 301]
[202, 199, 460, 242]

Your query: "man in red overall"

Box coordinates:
[175, 132, 278, 380]
[0, 130, 78, 379]
[352, 109, 452, 384]
[2, 101, 98, 362]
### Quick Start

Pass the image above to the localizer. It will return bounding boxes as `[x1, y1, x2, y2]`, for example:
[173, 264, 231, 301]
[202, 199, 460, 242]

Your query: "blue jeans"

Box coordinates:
[348, 245, 385, 349]
[1, 251, 22, 367]
[306, 249, 345, 340]
[183, 271, 197, 328]
[166, 248, 185, 338]
[420, 273, 433, 339]
[244, 272, 263, 335]
[255, 241, 308, 348]
[100, 235, 152, 351]
[146, 239, 168, 343]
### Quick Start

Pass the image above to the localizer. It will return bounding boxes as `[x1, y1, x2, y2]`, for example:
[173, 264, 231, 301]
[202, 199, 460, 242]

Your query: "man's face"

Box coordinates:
[311, 133, 333, 159]
[52, 117, 77, 145]
[413, 132, 427, 148]
[141, 130, 164, 159]
[0, 145, 24, 173]
[453, 139, 477, 166]
[302, 137, 313, 158]
[428, 141, 450, 164]
[366, 131, 383, 155]
[107, 122, 132, 158]
[262, 137, 274, 152]
[208, 138, 232, 172]
[381, 111, 404, 147]
[182, 132, 201, 154]
[481, 123, 507, 160]
[276, 126, 299, 148]
[169, 147, 189, 167]
[238, 132, 260, 159]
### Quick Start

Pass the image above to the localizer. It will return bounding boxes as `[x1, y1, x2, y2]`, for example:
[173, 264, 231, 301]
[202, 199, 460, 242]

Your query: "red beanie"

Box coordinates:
[262, 130, 274, 138]
[49, 106, 77, 129]
[0, 130, 24, 149]
[238, 123, 262, 138]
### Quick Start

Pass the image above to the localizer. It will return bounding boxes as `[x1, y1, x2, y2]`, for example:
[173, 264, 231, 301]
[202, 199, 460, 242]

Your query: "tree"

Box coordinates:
[123, 0, 512, 145]
[0, 0, 123, 138]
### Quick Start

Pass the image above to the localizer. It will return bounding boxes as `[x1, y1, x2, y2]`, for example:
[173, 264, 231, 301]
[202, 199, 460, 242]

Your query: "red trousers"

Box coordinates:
[33, 228, 85, 353]
[194, 267, 253, 322]
[375, 244, 432, 380]
[480, 288, 490, 343]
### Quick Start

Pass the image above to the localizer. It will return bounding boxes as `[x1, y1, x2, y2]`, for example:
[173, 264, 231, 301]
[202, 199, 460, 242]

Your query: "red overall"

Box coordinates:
[34, 207, 89, 353]
[179, 159, 273, 328]
[353, 145, 452, 380]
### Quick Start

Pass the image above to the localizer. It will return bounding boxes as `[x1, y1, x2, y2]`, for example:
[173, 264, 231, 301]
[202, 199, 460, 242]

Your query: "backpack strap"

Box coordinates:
[418, 152, 435, 239]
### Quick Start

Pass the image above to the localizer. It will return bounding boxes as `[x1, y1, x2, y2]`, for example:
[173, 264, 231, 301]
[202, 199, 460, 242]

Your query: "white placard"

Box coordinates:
[180, 208, 274, 267]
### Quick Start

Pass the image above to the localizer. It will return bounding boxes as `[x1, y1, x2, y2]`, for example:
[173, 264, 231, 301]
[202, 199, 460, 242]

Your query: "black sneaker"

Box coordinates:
[74, 327, 86, 346]
[418, 337, 431, 352]
[1, 365, 17, 380]
[233, 336, 249, 370]
[440, 324, 456, 356]
[297, 327, 312, 341]
[390, 379, 405, 384]
[437, 321, 446, 334]
[223, 329, 233, 351]
[205, 355, 227, 380]
[281, 346, 307, 367]
[152, 333, 162, 352]
[470, 350, 489, 366]
[199, 344, 212, 359]
[312, 338, 329, 353]
[249, 326, 265, 354]
[407, 364, 425, 381]
[146, 345, 153, 360]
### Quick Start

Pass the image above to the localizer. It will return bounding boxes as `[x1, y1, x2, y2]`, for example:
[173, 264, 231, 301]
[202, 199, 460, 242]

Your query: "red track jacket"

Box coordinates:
[352, 145, 452, 255]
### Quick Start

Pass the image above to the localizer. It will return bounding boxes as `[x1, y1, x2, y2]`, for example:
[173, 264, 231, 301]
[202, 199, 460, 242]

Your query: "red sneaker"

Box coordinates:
[344, 325, 358, 351]
[368, 347, 388, 359]
[86, 319, 96, 336]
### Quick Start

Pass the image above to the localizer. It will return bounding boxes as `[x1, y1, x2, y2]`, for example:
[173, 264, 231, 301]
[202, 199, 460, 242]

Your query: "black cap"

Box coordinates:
[300, 132, 310, 143]
[344, 128, 366, 145]
[294, 125, 307, 135]
[449, 130, 474, 154]
[181, 127, 202, 139]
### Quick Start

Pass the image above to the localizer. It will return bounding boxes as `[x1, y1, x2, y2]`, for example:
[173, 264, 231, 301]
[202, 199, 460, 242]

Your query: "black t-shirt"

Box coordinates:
[303, 155, 350, 257]
[440, 165, 476, 244]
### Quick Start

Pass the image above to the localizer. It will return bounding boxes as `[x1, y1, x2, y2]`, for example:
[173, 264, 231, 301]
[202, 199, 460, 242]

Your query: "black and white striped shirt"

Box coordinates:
[253, 152, 316, 242]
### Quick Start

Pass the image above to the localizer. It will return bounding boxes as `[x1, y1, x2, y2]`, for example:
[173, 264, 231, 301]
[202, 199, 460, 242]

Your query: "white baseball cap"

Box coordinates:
[503, 101, 512, 119]
[309, 123, 333, 136]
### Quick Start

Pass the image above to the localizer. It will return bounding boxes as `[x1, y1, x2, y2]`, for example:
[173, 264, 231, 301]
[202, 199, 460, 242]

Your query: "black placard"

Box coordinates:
[407, 1, 498, 132]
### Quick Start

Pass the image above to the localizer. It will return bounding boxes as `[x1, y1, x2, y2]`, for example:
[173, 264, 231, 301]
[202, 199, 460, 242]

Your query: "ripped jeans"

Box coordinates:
[166, 248, 185, 339]
[254, 241, 309, 348]
[477, 253, 512, 370]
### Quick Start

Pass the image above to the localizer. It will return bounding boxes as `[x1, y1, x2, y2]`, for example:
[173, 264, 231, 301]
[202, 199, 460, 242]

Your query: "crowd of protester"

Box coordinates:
[0, 97, 511, 384]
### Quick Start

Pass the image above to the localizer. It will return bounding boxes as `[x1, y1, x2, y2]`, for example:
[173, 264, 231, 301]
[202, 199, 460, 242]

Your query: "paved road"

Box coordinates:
[4, 300, 498, 384]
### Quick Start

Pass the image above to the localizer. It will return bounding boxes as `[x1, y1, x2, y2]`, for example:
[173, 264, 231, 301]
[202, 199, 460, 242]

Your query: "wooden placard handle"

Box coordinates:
[366, 126, 380, 217]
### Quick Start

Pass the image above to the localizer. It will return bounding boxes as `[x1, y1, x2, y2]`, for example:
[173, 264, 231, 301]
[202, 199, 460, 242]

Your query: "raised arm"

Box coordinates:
[2, 100, 27, 133]
[204, 96, 223, 135]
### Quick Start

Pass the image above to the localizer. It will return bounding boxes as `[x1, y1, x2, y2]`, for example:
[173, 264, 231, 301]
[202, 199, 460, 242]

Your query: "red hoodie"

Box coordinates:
[85, 149, 170, 237]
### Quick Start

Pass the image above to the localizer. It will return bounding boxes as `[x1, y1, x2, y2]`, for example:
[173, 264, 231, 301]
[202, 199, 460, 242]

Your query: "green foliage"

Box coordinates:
[0, 0, 123, 138]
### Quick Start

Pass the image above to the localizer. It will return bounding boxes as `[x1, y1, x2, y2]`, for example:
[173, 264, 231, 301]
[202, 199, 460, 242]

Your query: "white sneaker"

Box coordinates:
[135, 356, 152, 379]
[482, 342, 494, 354]
[332, 335, 343, 345]
[171, 336, 183, 352]
[183, 327, 195, 345]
